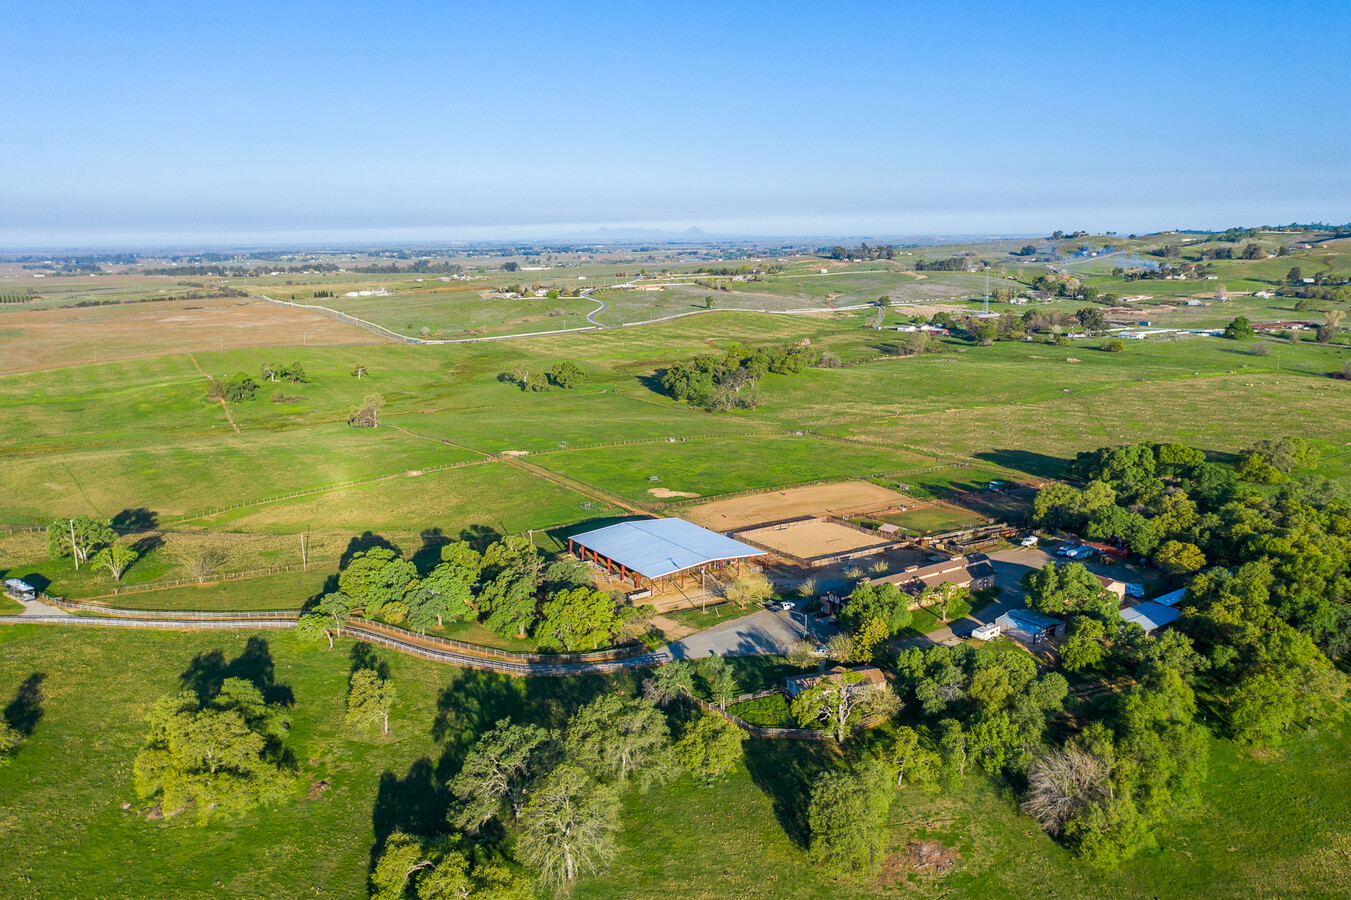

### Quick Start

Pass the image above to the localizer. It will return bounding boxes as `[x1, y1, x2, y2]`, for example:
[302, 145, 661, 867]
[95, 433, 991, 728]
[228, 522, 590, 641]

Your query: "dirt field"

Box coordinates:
[0, 296, 385, 373]
[681, 481, 908, 530]
[738, 518, 894, 562]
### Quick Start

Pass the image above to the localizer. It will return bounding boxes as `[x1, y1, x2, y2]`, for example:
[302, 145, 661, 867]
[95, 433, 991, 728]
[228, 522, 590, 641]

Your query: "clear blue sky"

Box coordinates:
[3, 0, 1348, 246]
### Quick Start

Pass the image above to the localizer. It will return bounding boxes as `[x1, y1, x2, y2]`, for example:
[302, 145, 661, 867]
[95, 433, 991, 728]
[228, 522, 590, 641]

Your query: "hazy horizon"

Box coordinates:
[4, 0, 1348, 248]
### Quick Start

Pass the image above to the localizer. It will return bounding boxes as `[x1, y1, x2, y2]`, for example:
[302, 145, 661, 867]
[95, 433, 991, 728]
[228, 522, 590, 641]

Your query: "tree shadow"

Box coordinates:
[12, 572, 51, 593]
[3, 673, 46, 737]
[128, 533, 165, 556]
[112, 508, 159, 530]
[457, 525, 502, 553]
[974, 448, 1071, 480]
[349, 641, 390, 680]
[302, 573, 341, 612]
[179, 636, 294, 707]
[412, 528, 452, 575]
[340, 532, 401, 570]
[369, 756, 453, 875]
[636, 371, 669, 398]
[743, 738, 842, 849]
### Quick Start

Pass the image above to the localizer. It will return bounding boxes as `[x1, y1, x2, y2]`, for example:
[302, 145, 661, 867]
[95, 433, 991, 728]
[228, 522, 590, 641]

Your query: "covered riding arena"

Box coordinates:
[567, 518, 765, 592]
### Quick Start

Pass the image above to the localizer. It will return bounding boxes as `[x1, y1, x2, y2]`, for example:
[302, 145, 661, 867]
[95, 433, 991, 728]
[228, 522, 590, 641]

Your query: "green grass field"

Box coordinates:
[0, 627, 1346, 900]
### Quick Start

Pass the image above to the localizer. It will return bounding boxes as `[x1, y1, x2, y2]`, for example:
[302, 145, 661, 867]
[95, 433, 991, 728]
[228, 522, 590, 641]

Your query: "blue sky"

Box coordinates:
[2, 0, 1347, 246]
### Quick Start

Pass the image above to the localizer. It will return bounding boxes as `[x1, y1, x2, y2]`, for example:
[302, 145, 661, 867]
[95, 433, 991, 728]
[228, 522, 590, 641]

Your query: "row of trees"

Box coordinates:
[501, 361, 585, 392]
[300, 536, 640, 651]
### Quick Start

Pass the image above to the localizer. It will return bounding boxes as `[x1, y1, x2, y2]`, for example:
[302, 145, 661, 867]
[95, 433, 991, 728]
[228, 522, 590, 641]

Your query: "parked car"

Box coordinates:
[1020, 535, 1039, 547]
[811, 644, 829, 657]
[1056, 544, 1074, 557]
[775, 601, 795, 612]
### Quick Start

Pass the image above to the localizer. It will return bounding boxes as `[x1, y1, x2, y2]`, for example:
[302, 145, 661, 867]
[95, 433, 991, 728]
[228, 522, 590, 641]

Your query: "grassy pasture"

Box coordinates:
[0, 626, 1346, 900]
[530, 435, 933, 505]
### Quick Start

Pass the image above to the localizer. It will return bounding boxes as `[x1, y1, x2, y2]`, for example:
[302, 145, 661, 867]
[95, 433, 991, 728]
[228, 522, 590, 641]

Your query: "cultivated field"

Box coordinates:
[0, 295, 383, 373]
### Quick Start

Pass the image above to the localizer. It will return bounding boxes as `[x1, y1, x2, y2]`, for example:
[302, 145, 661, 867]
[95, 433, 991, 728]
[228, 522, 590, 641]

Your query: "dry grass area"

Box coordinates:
[738, 518, 894, 561]
[681, 481, 908, 530]
[0, 296, 385, 373]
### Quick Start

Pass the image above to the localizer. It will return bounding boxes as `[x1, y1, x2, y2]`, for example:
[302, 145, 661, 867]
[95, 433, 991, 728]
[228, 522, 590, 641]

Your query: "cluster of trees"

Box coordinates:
[660, 341, 822, 411]
[1236, 436, 1320, 483]
[348, 392, 384, 427]
[501, 361, 586, 392]
[259, 362, 307, 384]
[301, 536, 640, 651]
[207, 373, 258, 402]
[823, 243, 897, 260]
[377, 689, 745, 896]
[913, 256, 970, 272]
[45, 515, 139, 580]
[1016, 439, 1349, 861]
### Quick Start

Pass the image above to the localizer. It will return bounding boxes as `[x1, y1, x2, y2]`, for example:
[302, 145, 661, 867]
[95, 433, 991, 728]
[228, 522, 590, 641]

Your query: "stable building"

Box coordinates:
[996, 608, 1066, 644]
[1120, 601, 1182, 634]
[567, 518, 765, 591]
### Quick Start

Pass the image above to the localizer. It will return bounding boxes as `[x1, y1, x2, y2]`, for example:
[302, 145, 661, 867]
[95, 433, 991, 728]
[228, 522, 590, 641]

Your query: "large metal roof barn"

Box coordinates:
[568, 518, 765, 589]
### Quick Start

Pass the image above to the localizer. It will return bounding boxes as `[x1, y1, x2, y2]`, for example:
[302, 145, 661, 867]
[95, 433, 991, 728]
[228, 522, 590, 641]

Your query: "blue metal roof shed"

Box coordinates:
[568, 518, 765, 585]
[1152, 588, 1187, 607]
[1121, 601, 1182, 633]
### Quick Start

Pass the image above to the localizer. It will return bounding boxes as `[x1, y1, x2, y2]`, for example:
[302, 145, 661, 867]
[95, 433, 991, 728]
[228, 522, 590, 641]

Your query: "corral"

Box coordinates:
[734, 515, 899, 567]
[681, 480, 910, 531]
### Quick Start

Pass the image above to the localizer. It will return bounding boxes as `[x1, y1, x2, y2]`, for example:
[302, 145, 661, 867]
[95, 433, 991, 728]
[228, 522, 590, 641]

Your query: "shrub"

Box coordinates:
[1249, 342, 1270, 356]
[1100, 339, 1125, 352]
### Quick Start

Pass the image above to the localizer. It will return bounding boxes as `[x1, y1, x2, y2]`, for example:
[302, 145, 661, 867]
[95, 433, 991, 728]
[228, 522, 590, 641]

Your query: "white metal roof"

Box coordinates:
[1152, 588, 1187, 607]
[570, 518, 765, 580]
[1121, 601, 1182, 633]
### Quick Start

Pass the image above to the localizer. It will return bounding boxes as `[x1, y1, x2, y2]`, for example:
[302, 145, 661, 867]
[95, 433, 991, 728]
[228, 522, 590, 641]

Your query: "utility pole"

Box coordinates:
[300, 533, 307, 570]
[70, 518, 79, 570]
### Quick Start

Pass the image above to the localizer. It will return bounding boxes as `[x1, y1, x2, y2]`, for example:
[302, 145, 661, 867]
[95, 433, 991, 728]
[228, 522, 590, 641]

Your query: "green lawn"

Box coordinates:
[727, 693, 798, 728]
[880, 505, 988, 534]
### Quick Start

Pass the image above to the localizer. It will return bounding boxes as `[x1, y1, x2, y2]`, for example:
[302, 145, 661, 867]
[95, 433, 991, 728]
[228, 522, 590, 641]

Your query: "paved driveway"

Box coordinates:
[662, 605, 837, 661]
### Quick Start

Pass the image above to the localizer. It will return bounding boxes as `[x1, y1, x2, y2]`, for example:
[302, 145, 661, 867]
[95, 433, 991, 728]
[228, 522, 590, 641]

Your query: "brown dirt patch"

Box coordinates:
[648, 487, 700, 499]
[682, 481, 909, 530]
[0, 296, 385, 373]
[738, 519, 893, 561]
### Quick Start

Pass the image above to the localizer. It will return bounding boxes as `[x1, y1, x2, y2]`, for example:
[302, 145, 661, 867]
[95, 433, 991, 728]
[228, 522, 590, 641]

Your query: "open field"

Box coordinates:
[0, 626, 1347, 900]
[0, 295, 383, 372]
[878, 505, 989, 534]
[682, 480, 909, 530]
[737, 518, 895, 561]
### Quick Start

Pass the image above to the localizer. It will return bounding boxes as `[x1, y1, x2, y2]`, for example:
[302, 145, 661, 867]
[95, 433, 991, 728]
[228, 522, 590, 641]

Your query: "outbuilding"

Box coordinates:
[996, 608, 1065, 644]
[1120, 601, 1182, 633]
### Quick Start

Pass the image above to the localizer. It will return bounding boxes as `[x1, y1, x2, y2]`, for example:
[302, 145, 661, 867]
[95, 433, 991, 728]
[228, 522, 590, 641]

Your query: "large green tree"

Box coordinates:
[132, 678, 291, 821]
[535, 586, 620, 652]
[47, 516, 116, 570]
[839, 580, 912, 634]
[675, 712, 745, 783]
[448, 718, 553, 831]
[807, 762, 891, 873]
[1021, 562, 1119, 620]
[516, 764, 620, 891]
[563, 695, 678, 789]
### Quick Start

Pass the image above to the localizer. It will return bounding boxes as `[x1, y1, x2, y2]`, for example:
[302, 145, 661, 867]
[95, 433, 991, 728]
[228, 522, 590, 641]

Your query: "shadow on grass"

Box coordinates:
[340, 532, 402, 570]
[349, 641, 391, 680]
[3, 673, 45, 737]
[974, 449, 1071, 481]
[369, 757, 454, 875]
[112, 507, 159, 530]
[180, 636, 295, 707]
[743, 738, 842, 849]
